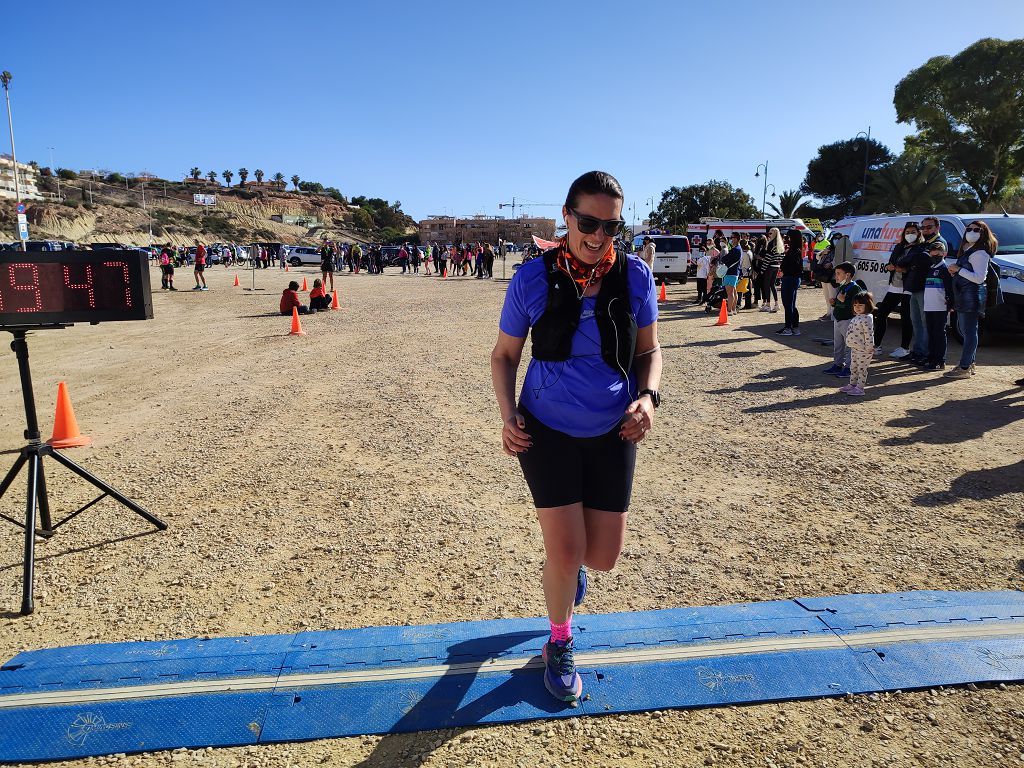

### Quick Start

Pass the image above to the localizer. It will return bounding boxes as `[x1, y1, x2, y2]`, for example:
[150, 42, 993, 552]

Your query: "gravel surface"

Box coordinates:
[1, 265, 1022, 767]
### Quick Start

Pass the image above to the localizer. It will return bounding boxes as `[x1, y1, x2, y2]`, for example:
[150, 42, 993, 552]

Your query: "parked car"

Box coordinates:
[2, 240, 76, 251]
[283, 245, 322, 266]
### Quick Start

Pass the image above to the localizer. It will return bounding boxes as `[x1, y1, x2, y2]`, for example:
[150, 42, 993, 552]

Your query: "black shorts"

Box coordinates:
[322, 263, 334, 274]
[195, 263, 205, 272]
[516, 406, 636, 512]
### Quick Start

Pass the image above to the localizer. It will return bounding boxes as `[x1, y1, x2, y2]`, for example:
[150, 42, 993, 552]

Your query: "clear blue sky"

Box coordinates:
[5, 1, 1023, 223]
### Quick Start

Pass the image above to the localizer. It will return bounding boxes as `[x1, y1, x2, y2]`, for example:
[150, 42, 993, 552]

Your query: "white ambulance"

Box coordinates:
[830, 213, 1024, 336]
[630, 233, 691, 283]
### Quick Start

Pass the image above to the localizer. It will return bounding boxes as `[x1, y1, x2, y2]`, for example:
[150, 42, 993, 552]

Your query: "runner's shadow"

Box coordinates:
[351, 629, 560, 768]
[913, 458, 1024, 507]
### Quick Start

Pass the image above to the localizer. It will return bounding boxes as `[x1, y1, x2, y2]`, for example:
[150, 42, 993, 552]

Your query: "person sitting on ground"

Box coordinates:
[309, 278, 332, 312]
[280, 280, 309, 315]
[824, 262, 864, 379]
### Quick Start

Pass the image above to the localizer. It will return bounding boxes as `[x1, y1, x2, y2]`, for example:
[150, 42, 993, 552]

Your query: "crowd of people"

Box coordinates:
[677, 215, 1005, 393]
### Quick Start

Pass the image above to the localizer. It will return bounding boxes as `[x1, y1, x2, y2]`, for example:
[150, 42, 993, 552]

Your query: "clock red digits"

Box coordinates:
[63, 264, 96, 308]
[102, 261, 132, 308]
[10, 263, 42, 312]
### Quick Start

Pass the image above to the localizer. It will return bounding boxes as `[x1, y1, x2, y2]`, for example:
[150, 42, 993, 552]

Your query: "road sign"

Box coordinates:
[192, 194, 216, 207]
[16, 203, 25, 214]
[17, 222, 29, 241]
[16, 213, 26, 225]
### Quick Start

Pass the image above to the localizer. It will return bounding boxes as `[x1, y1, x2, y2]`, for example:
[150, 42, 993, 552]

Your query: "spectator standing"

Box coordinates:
[436, 242, 448, 277]
[945, 220, 996, 379]
[721, 233, 742, 314]
[320, 245, 335, 293]
[694, 246, 710, 304]
[760, 228, 783, 313]
[922, 240, 954, 371]
[874, 224, 917, 357]
[193, 242, 209, 291]
[823, 262, 864, 377]
[640, 236, 655, 271]
[777, 230, 803, 336]
[351, 242, 363, 274]
[840, 293, 875, 396]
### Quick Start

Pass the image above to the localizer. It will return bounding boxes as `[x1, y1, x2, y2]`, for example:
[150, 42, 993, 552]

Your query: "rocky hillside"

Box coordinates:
[1, 179, 415, 246]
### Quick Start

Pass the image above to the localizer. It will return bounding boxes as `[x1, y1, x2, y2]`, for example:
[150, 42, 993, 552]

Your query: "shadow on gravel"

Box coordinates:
[352, 630, 556, 768]
[881, 389, 1024, 447]
[913, 458, 1024, 507]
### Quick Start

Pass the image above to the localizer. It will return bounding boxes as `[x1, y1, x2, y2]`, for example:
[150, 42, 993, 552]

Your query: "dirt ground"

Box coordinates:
[1, 263, 1022, 768]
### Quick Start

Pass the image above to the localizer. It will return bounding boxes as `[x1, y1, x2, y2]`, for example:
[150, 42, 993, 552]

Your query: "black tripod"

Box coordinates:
[0, 328, 166, 615]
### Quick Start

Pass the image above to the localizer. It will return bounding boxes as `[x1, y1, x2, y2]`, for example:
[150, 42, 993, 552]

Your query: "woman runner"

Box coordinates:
[490, 170, 662, 705]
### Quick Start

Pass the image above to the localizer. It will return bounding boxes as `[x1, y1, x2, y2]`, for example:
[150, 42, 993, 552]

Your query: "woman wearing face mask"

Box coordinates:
[874, 223, 918, 358]
[899, 225, 934, 365]
[491, 170, 661, 706]
[777, 229, 803, 335]
[945, 221, 997, 379]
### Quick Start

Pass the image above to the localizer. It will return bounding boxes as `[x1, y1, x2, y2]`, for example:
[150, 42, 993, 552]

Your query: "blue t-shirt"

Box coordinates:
[499, 255, 658, 438]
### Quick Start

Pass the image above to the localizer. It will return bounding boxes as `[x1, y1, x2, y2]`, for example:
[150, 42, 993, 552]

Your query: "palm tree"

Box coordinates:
[862, 158, 965, 214]
[206, 170, 217, 184]
[291, 174, 300, 191]
[223, 170, 233, 186]
[238, 168, 248, 187]
[766, 189, 808, 218]
[189, 167, 202, 180]
[255, 169, 264, 186]
[272, 172, 284, 189]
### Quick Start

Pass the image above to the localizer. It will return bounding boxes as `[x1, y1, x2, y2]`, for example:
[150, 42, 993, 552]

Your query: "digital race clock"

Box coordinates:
[0, 251, 153, 326]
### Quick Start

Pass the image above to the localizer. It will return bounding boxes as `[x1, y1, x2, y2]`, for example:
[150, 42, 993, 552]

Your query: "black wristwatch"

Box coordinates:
[639, 389, 661, 408]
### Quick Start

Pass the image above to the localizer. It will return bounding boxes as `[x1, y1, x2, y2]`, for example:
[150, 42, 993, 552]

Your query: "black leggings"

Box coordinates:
[762, 267, 779, 303]
[874, 292, 912, 348]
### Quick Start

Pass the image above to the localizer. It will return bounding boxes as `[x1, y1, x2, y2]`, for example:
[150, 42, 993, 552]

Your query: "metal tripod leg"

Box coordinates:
[47, 449, 167, 530]
[0, 453, 27, 527]
[22, 453, 40, 616]
[35, 453, 53, 532]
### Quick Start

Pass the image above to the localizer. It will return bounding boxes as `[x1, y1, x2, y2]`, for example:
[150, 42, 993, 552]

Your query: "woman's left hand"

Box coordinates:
[619, 397, 655, 444]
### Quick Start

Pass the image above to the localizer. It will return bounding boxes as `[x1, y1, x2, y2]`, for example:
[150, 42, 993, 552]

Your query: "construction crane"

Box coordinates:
[497, 197, 560, 218]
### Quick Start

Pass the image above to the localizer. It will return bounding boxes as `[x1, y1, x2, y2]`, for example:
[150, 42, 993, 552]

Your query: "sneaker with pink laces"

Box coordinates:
[846, 386, 865, 396]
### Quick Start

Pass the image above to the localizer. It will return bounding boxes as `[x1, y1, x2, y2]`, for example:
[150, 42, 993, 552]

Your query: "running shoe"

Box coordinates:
[574, 566, 587, 608]
[874, 345, 883, 355]
[822, 364, 842, 375]
[192, 285, 202, 291]
[542, 638, 583, 705]
[779, 328, 794, 336]
[791, 329, 802, 336]
[839, 384, 854, 394]
[889, 347, 910, 359]
[846, 386, 865, 396]
[835, 366, 851, 378]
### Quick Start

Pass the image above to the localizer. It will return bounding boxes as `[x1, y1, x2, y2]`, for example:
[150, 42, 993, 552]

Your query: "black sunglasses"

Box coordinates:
[965, 226, 983, 233]
[568, 208, 625, 237]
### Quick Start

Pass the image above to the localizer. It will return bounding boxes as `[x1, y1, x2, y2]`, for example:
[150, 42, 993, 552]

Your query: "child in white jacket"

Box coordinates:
[841, 293, 876, 396]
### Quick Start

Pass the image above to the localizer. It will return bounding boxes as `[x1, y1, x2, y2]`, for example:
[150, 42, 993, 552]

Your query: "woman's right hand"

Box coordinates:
[501, 411, 532, 456]
[886, 264, 895, 272]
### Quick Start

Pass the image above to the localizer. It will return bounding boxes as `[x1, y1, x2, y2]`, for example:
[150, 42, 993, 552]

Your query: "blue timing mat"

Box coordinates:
[1, 590, 1023, 763]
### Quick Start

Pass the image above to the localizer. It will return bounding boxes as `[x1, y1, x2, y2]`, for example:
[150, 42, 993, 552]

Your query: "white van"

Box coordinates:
[831, 213, 1024, 336]
[631, 234, 691, 283]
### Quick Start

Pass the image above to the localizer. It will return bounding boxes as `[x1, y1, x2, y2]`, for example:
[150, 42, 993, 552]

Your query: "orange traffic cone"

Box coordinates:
[47, 382, 92, 449]
[658, 282, 667, 303]
[714, 300, 730, 327]
[330, 290, 340, 310]
[442, 268, 447, 279]
[233, 274, 240, 287]
[288, 306, 306, 336]
[285, 264, 290, 272]
[301, 277, 308, 291]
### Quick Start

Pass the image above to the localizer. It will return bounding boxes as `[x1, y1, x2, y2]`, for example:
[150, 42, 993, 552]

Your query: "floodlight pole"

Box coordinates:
[1, 71, 26, 252]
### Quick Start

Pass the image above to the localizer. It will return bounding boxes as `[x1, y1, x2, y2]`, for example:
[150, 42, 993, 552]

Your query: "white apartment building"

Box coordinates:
[0, 155, 44, 201]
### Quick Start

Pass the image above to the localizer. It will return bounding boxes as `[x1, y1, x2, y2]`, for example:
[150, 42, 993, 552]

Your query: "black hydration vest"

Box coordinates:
[530, 249, 637, 377]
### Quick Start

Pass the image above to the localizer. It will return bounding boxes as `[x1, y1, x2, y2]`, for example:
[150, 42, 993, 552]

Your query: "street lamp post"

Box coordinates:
[755, 162, 769, 218]
[48, 146, 61, 200]
[764, 184, 777, 216]
[1, 71, 26, 252]
[855, 127, 872, 205]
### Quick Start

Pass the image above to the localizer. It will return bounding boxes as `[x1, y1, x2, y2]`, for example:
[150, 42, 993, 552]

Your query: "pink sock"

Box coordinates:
[550, 617, 572, 643]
